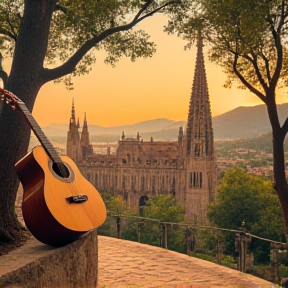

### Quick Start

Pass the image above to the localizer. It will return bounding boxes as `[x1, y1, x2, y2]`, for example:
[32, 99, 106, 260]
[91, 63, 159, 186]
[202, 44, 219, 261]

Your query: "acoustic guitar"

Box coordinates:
[0, 88, 107, 246]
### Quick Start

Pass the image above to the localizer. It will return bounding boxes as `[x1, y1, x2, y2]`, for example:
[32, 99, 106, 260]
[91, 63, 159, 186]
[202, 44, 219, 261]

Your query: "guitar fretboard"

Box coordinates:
[18, 102, 62, 163]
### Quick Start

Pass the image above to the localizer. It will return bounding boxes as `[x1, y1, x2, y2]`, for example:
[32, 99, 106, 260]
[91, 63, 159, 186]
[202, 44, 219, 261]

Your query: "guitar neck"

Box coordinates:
[17, 102, 62, 163]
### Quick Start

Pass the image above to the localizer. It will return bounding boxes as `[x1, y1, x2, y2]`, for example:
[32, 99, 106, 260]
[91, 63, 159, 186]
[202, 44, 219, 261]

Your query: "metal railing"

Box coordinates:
[99, 213, 288, 283]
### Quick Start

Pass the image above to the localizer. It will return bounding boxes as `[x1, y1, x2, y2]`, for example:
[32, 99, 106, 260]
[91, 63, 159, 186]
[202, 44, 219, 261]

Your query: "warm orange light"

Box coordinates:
[9, 15, 271, 127]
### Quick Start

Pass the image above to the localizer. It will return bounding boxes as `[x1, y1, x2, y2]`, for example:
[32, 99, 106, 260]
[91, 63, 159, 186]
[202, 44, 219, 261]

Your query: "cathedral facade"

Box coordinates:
[67, 40, 217, 223]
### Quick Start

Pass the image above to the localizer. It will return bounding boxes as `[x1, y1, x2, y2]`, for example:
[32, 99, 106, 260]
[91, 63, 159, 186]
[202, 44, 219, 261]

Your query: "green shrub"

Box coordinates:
[247, 265, 275, 283]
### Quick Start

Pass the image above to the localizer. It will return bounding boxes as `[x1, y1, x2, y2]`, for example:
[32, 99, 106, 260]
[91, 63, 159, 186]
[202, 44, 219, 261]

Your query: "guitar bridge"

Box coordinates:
[66, 195, 88, 203]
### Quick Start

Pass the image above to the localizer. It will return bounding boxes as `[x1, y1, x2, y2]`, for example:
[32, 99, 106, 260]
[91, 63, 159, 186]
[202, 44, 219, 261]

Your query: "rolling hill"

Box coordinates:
[212, 103, 288, 139]
[41, 103, 288, 142]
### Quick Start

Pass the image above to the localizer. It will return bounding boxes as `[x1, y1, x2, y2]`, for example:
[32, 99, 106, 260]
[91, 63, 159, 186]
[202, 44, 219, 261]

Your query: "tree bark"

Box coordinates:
[0, 0, 57, 241]
[272, 131, 288, 235]
[266, 93, 288, 236]
[0, 0, 176, 243]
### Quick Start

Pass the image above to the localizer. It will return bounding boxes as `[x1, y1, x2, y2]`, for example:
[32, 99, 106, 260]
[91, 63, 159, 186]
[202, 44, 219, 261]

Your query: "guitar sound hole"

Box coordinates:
[52, 162, 70, 178]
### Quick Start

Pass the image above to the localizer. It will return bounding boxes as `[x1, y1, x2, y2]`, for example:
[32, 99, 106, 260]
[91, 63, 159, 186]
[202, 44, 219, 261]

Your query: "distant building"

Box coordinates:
[66, 99, 93, 162]
[66, 38, 217, 223]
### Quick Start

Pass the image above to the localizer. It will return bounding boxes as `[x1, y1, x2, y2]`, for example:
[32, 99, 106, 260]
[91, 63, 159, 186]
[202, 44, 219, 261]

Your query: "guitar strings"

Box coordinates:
[4, 90, 79, 197]
[20, 103, 80, 197]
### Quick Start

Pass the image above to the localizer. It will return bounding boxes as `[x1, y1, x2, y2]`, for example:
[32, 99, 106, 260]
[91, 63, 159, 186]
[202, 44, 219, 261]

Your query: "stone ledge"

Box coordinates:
[0, 229, 98, 288]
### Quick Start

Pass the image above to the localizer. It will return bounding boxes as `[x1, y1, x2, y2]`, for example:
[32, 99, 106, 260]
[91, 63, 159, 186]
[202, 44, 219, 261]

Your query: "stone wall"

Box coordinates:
[0, 229, 98, 288]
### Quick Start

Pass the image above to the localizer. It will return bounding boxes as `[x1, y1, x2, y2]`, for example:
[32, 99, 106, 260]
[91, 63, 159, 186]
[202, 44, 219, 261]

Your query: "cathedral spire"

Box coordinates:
[83, 113, 87, 129]
[81, 113, 89, 144]
[184, 35, 217, 220]
[186, 36, 214, 158]
[71, 98, 76, 123]
[80, 113, 93, 158]
[67, 98, 82, 162]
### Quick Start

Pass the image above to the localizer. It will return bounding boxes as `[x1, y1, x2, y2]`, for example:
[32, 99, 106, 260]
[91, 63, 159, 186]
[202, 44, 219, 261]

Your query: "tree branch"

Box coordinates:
[42, 0, 179, 82]
[135, 1, 178, 25]
[0, 28, 17, 41]
[6, 19, 18, 41]
[265, 13, 283, 92]
[260, 52, 271, 83]
[132, 0, 154, 22]
[233, 54, 267, 103]
[54, 4, 67, 14]
[281, 117, 288, 137]
[244, 52, 269, 92]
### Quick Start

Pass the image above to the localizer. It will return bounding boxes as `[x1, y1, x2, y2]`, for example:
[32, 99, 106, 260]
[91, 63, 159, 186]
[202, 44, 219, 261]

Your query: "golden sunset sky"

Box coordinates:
[5, 14, 283, 127]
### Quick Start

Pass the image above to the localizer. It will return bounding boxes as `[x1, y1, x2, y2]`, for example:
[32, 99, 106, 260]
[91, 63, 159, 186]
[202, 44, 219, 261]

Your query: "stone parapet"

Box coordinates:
[0, 229, 98, 288]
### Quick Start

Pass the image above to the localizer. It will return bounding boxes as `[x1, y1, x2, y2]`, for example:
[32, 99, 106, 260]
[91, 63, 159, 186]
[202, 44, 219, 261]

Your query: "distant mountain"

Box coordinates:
[43, 118, 182, 141]
[212, 103, 288, 139]
[41, 103, 288, 141]
[89, 118, 177, 135]
[41, 123, 69, 137]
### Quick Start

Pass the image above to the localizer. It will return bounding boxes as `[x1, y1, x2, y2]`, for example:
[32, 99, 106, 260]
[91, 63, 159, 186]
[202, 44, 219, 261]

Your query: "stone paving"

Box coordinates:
[0, 234, 278, 288]
[97, 236, 277, 288]
[9, 190, 279, 287]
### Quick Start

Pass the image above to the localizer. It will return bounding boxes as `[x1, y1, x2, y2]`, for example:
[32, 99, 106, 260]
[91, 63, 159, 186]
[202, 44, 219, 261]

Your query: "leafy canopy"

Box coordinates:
[208, 167, 285, 240]
[122, 195, 186, 252]
[142, 194, 185, 222]
[166, 0, 288, 96]
[0, 0, 182, 84]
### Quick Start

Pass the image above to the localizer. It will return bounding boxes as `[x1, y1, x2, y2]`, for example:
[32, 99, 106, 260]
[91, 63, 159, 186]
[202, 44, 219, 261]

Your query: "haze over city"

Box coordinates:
[4, 15, 287, 127]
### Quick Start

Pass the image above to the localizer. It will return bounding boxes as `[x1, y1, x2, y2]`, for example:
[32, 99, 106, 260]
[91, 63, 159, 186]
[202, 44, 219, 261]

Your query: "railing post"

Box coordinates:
[116, 217, 121, 239]
[158, 223, 163, 247]
[235, 223, 251, 272]
[216, 241, 222, 264]
[270, 242, 279, 283]
[270, 242, 288, 283]
[164, 223, 168, 249]
[185, 228, 191, 256]
[137, 222, 144, 243]
[137, 222, 140, 243]
[191, 228, 197, 253]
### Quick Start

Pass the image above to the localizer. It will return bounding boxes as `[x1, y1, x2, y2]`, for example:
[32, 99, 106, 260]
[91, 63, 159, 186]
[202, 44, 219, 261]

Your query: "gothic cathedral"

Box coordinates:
[66, 39, 217, 223]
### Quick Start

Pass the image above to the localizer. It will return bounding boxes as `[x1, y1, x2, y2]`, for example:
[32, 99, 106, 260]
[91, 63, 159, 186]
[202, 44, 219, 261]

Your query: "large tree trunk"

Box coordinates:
[0, 0, 56, 241]
[266, 95, 288, 237]
[272, 131, 288, 235]
[0, 97, 32, 240]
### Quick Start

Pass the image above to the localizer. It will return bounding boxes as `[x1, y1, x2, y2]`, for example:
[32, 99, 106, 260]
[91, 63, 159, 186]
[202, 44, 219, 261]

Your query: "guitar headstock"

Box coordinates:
[0, 88, 21, 110]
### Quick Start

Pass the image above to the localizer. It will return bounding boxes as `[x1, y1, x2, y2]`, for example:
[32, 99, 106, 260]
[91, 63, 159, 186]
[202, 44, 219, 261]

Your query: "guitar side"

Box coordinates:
[15, 145, 107, 246]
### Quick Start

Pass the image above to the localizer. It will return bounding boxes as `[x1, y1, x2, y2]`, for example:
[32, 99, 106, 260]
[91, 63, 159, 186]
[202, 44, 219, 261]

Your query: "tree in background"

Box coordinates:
[122, 195, 186, 253]
[208, 167, 285, 263]
[167, 0, 288, 236]
[0, 0, 184, 243]
[97, 195, 138, 237]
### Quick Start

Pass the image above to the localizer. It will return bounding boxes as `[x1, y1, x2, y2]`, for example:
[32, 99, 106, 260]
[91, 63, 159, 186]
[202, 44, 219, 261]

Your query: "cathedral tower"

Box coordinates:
[80, 113, 93, 158]
[185, 37, 217, 222]
[66, 99, 82, 162]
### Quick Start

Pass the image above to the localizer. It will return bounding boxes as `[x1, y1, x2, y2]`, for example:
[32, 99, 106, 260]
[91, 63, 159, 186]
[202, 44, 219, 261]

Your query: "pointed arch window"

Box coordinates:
[152, 175, 156, 192]
[122, 175, 126, 189]
[194, 143, 201, 157]
[131, 175, 136, 191]
[95, 174, 98, 187]
[189, 172, 203, 189]
[141, 176, 145, 191]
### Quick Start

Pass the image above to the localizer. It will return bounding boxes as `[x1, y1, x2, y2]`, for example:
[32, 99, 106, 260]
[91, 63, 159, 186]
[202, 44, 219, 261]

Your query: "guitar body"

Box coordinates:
[14, 145, 107, 246]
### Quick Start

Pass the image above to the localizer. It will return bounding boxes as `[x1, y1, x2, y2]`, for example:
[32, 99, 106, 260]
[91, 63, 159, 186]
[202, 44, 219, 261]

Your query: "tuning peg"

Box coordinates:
[5, 99, 16, 110]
